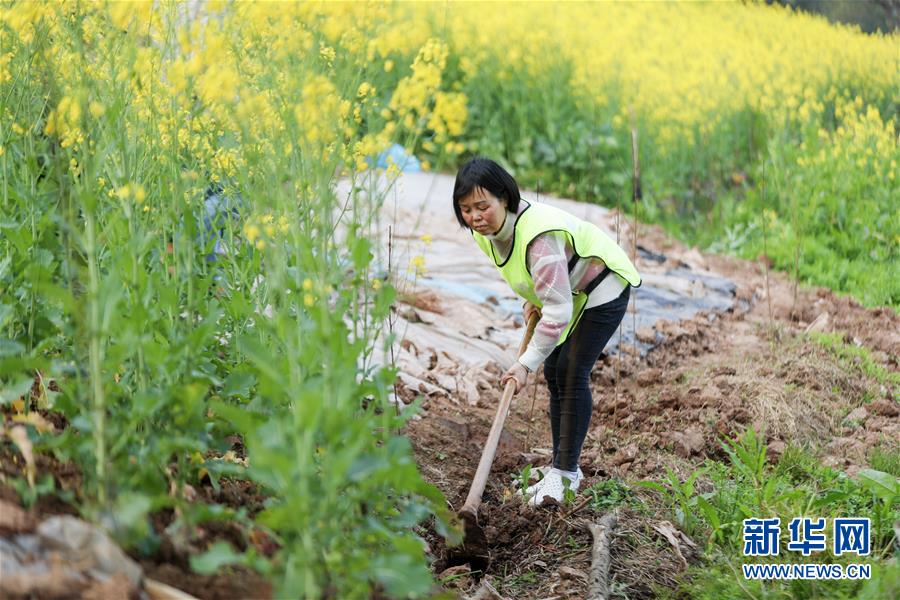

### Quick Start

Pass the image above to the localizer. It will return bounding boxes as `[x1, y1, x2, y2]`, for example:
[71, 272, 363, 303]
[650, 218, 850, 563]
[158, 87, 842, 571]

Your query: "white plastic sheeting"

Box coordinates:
[339, 172, 741, 404]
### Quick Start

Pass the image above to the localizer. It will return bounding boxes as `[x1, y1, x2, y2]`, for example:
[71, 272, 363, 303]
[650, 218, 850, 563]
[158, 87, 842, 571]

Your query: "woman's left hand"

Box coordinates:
[500, 362, 529, 394]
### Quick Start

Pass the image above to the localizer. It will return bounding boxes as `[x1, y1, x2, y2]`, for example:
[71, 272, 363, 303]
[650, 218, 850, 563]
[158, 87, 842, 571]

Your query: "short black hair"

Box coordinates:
[452, 157, 521, 228]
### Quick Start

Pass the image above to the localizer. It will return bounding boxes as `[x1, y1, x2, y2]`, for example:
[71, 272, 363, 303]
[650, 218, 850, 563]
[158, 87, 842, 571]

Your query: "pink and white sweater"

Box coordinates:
[485, 201, 627, 372]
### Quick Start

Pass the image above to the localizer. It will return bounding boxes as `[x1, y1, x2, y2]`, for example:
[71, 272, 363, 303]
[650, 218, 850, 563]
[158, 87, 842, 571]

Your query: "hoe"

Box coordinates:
[449, 313, 538, 572]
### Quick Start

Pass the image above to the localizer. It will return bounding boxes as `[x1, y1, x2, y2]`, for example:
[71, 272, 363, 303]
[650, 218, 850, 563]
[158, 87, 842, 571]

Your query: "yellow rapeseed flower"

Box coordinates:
[319, 43, 336, 63]
[243, 223, 260, 243]
[410, 254, 426, 275]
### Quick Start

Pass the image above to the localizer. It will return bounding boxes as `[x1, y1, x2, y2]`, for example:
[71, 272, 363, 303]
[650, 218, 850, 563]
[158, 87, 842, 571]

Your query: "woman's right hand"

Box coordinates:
[523, 301, 541, 324]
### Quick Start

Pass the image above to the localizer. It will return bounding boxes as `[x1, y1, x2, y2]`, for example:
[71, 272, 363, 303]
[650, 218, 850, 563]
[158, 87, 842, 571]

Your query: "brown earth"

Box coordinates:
[0, 435, 272, 600]
[402, 215, 898, 599]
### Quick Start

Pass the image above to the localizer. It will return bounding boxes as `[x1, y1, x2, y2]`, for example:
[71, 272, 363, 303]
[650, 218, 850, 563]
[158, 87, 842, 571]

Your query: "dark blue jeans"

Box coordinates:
[543, 286, 630, 472]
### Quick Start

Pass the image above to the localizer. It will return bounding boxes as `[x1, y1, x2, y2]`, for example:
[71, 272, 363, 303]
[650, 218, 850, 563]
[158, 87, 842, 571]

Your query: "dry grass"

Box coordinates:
[729, 328, 877, 443]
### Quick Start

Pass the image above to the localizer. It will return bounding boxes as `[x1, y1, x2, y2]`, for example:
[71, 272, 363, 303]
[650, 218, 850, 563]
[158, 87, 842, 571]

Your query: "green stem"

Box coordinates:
[85, 208, 106, 504]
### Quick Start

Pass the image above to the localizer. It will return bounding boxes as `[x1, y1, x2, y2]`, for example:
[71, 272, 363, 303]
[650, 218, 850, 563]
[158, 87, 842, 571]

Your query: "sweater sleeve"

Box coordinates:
[518, 232, 573, 372]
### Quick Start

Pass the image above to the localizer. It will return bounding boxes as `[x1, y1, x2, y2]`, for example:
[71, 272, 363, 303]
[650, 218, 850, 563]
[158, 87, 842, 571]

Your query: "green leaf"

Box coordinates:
[371, 552, 432, 598]
[108, 491, 157, 543]
[190, 541, 243, 575]
[208, 399, 265, 432]
[609, 171, 627, 187]
[633, 480, 667, 493]
[350, 236, 373, 269]
[0, 304, 12, 329]
[348, 454, 389, 482]
[0, 376, 34, 404]
[857, 469, 898, 503]
[696, 496, 720, 530]
[237, 335, 282, 386]
[815, 490, 850, 508]
[114, 492, 153, 525]
[0, 339, 25, 357]
[222, 369, 256, 399]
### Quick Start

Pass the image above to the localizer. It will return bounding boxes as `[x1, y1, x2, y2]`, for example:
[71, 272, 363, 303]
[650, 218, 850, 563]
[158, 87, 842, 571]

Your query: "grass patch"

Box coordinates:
[585, 478, 646, 512]
[810, 332, 900, 387]
[501, 569, 539, 595]
[869, 446, 900, 478]
[641, 429, 900, 598]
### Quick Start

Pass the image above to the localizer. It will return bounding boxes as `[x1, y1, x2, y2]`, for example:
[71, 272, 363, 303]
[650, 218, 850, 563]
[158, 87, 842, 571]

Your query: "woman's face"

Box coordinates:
[458, 187, 507, 235]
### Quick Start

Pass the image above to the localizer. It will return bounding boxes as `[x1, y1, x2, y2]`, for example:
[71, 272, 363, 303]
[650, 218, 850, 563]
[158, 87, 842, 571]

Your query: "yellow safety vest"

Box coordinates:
[472, 202, 641, 345]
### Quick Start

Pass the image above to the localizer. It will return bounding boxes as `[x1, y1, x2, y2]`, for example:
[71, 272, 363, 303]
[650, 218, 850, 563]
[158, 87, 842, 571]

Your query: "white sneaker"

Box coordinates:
[526, 468, 582, 506]
[516, 466, 582, 497]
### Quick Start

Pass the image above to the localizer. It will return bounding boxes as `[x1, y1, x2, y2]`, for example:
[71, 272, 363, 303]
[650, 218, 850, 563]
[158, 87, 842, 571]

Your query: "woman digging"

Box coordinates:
[452, 157, 641, 506]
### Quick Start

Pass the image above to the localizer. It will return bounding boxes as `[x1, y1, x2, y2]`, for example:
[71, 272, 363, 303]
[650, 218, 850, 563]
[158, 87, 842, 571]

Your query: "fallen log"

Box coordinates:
[584, 512, 618, 600]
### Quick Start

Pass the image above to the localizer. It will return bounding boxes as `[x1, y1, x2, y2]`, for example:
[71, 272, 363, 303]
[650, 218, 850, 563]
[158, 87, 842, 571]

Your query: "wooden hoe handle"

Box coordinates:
[460, 313, 539, 517]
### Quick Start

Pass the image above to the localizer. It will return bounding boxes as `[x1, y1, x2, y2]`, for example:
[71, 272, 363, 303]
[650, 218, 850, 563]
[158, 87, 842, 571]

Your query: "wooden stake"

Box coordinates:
[761, 161, 773, 328]
[630, 109, 641, 365]
[585, 512, 618, 600]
